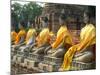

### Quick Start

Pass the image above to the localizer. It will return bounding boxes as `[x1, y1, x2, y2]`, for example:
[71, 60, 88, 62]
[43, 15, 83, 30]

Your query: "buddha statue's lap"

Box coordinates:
[73, 45, 95, 63]
[45, 46, 66, 58]
[45, 44, 72, 58]
[32, 43, 50, 54]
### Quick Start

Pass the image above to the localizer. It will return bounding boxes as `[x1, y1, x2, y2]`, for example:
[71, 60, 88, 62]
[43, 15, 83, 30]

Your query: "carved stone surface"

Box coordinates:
[41, 3, 87, 32]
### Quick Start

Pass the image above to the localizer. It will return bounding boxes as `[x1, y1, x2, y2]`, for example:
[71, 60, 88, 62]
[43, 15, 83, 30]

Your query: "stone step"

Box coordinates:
[19, 58, 40, 69]
[44, 56, 63, 64]
[28, 53, 44, 61]
[12, 55, 17, 63]
[70, 61, 95, 70]
[38, 62, 61, 72]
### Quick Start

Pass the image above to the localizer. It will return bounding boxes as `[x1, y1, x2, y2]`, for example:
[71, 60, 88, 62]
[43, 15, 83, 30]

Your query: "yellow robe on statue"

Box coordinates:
[14, 29, 26, 45]
[61, 24, 96, 71]
[25, 28, 36, 45]
[11, 31, 17, 42]
[36, 28, 51, 47]
[51, 25, 73, 49]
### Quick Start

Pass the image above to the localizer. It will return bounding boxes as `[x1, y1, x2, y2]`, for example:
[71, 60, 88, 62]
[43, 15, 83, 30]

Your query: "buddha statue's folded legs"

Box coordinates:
[73, 51, 94, 63]
[73, 45, 95, 63]
[45, 44, 72, 58]
[32, 43, 50, 54]
[45, 47, 66, 58]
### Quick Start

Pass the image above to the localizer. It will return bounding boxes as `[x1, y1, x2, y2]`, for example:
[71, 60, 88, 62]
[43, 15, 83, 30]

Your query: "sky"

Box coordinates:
[11, 0, 45, 7]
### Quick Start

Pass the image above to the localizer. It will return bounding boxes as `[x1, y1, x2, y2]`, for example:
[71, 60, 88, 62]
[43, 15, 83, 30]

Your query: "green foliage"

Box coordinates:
[11, 2, 43, 27]
[11, 2, 22, 22]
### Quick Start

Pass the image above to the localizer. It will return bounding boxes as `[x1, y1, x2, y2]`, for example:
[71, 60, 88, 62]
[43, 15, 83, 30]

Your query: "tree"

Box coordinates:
[21, 2, 43, 24]
[11, 2, 22, 32]
[11, 2, 43, 31]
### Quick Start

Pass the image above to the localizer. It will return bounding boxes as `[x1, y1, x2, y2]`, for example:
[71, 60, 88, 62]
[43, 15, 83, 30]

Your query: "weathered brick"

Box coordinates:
[27, 60, 35, 69]
[23, 58, 29, 67]
[38, 63, 48, 71]
[16, 56, 22, 64]
[44, 56, 62, 64]
[12, 55, 17, 63]
[47, 64, 60, 72]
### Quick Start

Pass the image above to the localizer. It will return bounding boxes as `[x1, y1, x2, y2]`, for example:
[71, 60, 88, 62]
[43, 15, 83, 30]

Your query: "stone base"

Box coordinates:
[28, 53, 44, 62]
[38, 62, 61, 72]
[12, 55, 17, 63]
[44, 56, 63, 64]
[70, 61, 96, 70]
[20, 58, 40, 69]
[16, 56, 22, 64]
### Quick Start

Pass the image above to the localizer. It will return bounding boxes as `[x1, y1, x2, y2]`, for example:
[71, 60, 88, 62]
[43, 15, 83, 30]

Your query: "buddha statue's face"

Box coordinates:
[83, 12, 89, 24]
[28, 24, 33, 28]
[59, 18, 64, 25]
[42, 17, 48, 28]
[19, 24, 24, 30]
[42, 21, 48, 28]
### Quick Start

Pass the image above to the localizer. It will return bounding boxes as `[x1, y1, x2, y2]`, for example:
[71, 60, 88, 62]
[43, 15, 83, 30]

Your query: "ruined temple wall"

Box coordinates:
[41, 3, 87, 33]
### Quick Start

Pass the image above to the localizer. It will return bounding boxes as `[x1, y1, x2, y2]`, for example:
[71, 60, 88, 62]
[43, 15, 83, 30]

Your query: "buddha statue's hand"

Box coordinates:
[44, 45, 52, 55]
[14, 45, 20, 50]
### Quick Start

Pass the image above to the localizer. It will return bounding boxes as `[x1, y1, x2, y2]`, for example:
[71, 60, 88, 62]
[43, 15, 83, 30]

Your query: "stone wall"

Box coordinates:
[41, 3, 88, 33]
